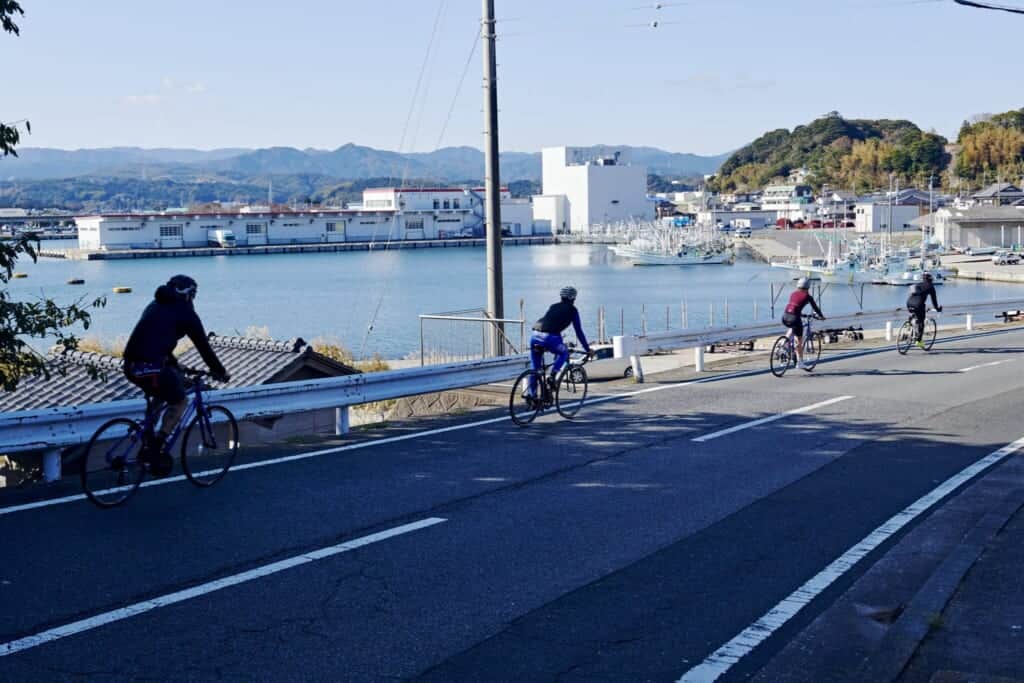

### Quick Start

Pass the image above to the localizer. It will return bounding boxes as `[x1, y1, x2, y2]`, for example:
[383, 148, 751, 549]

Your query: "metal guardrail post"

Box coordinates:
[885, 321, 893, 341]
[43, 449, 61, 483]
[966, 314, 974, 331]
[694, 346, 705, 372]
[630, 355, 644, 383]
[335, 407, 350, 436]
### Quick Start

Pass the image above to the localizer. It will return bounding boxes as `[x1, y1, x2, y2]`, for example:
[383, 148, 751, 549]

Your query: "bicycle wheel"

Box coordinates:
[922, 318, 937, 351]
[896, 320, 913, 355]
[509, 369, 543, 426]
[181, 405, 239, 487]
[803, 333, 822, 370]
[80, 418, 146, 508]
[556, 365, 588, 419]
[770, 336, 792, 377]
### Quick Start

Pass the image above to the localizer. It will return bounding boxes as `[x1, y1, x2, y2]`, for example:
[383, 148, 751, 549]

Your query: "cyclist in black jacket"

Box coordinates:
[527, 286, 591, 397]
[906, 272, 941, 347]
[123, 275, 229, 469]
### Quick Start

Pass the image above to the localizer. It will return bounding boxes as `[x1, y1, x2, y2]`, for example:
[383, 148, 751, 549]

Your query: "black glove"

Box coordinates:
[937, 306, 943, 313]
[212, 370, 230, 384]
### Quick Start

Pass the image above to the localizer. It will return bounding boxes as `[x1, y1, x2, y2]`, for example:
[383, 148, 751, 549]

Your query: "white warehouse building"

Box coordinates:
[77, 187, 543, 251]
[533, 146, 651, 234]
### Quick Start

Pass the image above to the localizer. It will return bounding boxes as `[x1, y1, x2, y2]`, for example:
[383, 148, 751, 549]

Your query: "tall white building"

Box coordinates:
[533, 147, 651, 234]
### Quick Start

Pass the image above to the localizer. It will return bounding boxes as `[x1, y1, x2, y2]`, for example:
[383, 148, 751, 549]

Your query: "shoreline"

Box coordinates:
[40, 235, 558, 260]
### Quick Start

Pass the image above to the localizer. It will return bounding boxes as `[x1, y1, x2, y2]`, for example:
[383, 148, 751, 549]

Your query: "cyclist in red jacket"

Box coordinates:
[781, 277, 825, 371]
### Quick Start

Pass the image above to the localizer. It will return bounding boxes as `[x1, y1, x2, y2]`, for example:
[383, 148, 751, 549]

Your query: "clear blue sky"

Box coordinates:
[2, 0, 1021, 155]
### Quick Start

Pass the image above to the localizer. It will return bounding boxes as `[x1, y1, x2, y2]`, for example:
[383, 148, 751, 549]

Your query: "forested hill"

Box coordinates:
[710, 113, 949, 192]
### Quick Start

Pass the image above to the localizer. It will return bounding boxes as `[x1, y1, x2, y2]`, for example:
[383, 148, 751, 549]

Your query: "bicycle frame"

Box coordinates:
[137, 375, 209, 454]
[784, 316, 815, 354]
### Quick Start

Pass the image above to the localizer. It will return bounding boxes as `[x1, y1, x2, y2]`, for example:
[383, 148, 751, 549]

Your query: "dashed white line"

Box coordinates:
[959, 359, 1012, 373]
[0, 517, 446, 658]
[676, 436, 1024, 682]
[691, 396, 854, 443]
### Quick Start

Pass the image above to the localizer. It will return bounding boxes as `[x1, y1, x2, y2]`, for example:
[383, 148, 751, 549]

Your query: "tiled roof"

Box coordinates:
[0, 352, 135, 412]
[0, 334, 359, 414]
[972, 182, 1023, 199]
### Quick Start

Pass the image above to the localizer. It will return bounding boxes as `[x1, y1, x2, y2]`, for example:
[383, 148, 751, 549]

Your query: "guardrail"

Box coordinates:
[0, 355, 528, 481]
[613, 297, 1024, 380]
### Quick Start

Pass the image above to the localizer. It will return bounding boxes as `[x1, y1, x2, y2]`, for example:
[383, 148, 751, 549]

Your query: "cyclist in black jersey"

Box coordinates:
[123, 275, 229, 473]
[906, 272, 941, 348]
[527, 286, 591, 396]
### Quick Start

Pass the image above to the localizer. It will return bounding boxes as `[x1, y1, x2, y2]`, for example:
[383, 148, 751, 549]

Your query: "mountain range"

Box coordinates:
[1, 144, 729, 182]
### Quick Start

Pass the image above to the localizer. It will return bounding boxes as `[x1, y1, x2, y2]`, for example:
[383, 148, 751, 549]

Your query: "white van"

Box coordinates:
[207, 229, 237, 248]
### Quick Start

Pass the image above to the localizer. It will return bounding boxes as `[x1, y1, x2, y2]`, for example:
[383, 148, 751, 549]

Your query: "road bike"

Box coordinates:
[897, 308, 938, 355]
[770, 315, 823, 378]
[509, 346, 591, 426]
[80, 369, 239, 508]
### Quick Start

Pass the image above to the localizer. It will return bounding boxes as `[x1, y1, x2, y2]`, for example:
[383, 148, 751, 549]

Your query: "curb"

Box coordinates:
[854, 488, 1024, 682]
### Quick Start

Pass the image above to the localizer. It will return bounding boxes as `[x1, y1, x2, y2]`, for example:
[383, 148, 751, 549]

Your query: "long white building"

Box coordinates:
[533, 146, 651, 234]
[77, 187, 541, 251]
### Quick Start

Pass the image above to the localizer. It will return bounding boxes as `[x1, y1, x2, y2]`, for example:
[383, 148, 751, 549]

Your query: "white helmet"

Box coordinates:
[796, 277, 811, 290]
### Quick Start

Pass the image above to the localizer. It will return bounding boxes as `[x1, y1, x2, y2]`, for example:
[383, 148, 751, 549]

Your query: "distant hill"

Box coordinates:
[0, 144, 727, 183]
[712, 113, 949, 193]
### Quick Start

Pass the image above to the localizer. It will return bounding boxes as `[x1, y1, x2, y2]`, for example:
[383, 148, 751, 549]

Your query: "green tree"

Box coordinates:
[1, 1, 105, 390]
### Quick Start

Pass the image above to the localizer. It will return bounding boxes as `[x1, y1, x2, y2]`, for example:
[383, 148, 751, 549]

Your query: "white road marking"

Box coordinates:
[959, 359, 1012, 373]
[0, 517, 446, 658]
[691, 396, 854, 443]
[1, 326, 1019, 518]
[676, 435, 1024, 682]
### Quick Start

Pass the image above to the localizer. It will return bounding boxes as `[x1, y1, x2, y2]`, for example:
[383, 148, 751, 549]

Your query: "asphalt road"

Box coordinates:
[3, 326, 1024, 682]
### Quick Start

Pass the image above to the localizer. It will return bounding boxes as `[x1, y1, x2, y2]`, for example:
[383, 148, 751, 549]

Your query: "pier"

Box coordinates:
[40, 235, 556, 260]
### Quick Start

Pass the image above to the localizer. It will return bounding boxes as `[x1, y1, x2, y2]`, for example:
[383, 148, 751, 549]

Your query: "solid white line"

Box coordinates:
[676, 436, 1024, 682]
[691, 396, 854, 443]
[959, 359, 1012, 373]
[0, 517, 446, 658]
[2, 326, 1020, 518]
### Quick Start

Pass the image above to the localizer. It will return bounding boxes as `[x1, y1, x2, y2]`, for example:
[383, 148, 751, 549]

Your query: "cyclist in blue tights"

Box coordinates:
[527, 286, 591, 397]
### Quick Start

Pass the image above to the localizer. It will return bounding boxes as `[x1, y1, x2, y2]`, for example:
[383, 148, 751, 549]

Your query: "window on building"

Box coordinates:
[159, 225, 183, 237]
[405, 218, 424, 230]
[326, 222, 341, 233]
[443, 200, 450, 209]
[246, 223, 265, 234]
[452, 199, 460, 209]
[433, 199, 440, 210]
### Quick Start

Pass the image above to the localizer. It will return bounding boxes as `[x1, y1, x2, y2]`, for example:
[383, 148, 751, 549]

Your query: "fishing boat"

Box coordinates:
[608, 223, 733, 266]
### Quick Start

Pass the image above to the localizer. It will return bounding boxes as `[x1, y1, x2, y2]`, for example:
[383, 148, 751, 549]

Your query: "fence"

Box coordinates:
[418, 306, 526, 365]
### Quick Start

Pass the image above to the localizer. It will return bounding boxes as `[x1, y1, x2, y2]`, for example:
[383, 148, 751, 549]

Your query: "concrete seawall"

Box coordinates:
[41, 235, 557, 260]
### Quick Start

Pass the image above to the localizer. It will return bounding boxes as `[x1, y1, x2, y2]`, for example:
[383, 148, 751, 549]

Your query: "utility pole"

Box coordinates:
[482, 0, 504, 355]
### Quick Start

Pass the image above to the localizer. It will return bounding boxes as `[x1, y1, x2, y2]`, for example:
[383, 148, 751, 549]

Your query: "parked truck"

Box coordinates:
[207, 229, 237, 248]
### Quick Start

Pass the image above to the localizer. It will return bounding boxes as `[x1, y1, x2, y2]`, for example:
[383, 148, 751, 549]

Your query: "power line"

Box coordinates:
[953, 0, 1024, 13]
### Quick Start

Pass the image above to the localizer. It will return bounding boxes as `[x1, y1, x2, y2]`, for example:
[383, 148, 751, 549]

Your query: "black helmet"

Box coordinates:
[922, 271, 933, 281]
[560, 285, 577, 301]
[167, 274, 198, 301]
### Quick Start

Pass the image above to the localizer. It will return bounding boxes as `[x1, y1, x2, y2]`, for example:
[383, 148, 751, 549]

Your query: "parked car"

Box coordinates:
[735, 228, 752, 238]
[992, 250, 1021, 265]
[582, 343, 634, 380]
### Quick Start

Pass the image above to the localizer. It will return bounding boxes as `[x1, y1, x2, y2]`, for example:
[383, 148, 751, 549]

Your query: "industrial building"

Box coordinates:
[76, 187, 542, 251]
[933, 206, 1024, 249]
[533, 146, 651, 234]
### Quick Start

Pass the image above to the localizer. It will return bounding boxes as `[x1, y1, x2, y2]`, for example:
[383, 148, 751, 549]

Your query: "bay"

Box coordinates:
[7, 243, 1021, 359]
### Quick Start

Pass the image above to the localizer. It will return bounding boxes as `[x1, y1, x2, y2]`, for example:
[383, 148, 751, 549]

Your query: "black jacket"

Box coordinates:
[907, 282, 939, 310]
[123, 285, 226, 376]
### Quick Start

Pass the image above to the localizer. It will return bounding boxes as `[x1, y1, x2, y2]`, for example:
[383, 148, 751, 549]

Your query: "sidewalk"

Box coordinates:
[754, 453, 1024, 683]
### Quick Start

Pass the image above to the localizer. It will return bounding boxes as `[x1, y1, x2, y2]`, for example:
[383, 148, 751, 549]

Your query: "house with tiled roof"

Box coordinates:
[0, 334, 360, 451]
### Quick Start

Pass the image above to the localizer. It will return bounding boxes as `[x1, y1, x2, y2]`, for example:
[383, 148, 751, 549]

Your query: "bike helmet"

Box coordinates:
[922, 271, 933, 282]
[167, 274, 198, 301]
[560, 285, 578, 301]
[796, 277, 811, 290]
